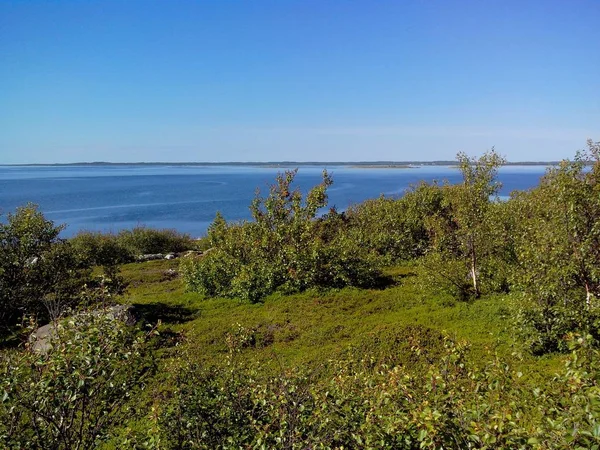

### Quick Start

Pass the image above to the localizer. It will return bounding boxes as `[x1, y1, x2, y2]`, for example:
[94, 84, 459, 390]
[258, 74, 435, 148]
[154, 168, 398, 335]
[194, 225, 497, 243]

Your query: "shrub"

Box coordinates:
[420, 150, 509, 300]
[515, 299, 600, 355]
[0, 204, 95, 331]
[117, 226, 194, 255]
[512, 141, 600, 353]
[345, 182, 444, 263]
[70, 231, 134, 266]
[151, 331, 600, 449]
[181, 170, 383, 302]
[0, 309, 156, 449]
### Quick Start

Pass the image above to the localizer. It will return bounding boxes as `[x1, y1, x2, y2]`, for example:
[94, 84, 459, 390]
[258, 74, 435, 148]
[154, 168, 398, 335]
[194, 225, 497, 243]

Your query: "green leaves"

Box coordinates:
[0, 204, 86, 330]
[421, 149, 508, 300]
[513, 140, 600, 353]
[181, 170, 383, 302]
[151, 332, 600, 449]
[0, 310, 156, 449]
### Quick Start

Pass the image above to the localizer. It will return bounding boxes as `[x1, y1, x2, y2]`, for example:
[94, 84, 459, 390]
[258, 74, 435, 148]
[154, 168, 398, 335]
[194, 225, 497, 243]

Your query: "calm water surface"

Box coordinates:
[0, 165, 548, 237]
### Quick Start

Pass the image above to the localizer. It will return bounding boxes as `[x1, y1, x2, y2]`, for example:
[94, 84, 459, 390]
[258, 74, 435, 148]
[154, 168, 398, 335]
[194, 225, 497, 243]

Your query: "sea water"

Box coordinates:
[0, 164, 549, 237]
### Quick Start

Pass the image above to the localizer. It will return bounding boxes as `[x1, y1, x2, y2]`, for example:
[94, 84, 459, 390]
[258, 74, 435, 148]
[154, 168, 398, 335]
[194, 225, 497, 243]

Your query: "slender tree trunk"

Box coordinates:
[586, 282, 592, 309]
[470, 237, 479, 298]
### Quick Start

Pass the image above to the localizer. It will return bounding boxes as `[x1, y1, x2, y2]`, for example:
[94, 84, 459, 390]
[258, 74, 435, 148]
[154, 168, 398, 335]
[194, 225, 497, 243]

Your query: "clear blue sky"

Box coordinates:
[1, 0, 598, 163]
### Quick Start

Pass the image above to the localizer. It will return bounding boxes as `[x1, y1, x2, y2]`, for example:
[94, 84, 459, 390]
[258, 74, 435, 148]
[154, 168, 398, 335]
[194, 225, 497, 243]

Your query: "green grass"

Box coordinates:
[119, 259, 564, 378]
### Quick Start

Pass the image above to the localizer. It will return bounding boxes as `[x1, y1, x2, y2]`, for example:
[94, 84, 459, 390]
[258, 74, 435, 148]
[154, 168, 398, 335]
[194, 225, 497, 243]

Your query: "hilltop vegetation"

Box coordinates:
[1, 140, 600, 449]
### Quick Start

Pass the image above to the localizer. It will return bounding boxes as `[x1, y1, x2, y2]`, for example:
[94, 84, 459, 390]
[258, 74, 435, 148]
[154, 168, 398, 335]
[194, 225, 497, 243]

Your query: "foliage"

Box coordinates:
[0, 309, 156, 450]
[117, 226, 194, 255]
[512, 140, 600, 353]
[515, 301, 600, 355]
[181, 170, 383, 302]
[345, 181, 445, 263]
[70, 231, 134, 266]
[421, 150, 507, 299]
[8, 142, 600, 446]
[0, 204, 92, 331]
[70, 227, 195, 265]
[145, 329, 600, 449]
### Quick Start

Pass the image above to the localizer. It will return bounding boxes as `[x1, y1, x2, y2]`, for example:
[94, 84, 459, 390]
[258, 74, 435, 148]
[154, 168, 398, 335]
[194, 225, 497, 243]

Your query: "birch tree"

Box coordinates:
[423, 149, 506, 299]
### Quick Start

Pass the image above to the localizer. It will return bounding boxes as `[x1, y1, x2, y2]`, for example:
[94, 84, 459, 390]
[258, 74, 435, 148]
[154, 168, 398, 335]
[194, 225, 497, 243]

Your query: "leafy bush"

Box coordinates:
[148, 331, 600, 449]
[345, 182, 445, 263]
[516, 301, 600, 355]
[511, 140, 600, 353]
[181, 170, 383, 302]
[71, 227, 195, 264]
[0, 309, 156, 449]
[0, 204, 94, 331]
[420, 150, 511, 300]
[117, 226, 194, 255]
[70, 230, 134, 266]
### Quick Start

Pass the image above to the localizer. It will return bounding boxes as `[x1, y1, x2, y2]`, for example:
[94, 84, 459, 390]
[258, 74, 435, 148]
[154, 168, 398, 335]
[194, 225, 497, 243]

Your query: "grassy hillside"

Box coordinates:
[121, 259, 563, 379]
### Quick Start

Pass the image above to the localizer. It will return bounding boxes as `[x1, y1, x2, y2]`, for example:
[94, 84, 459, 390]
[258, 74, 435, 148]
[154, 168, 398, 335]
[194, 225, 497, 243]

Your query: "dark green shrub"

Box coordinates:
[153, 331, 600, 449]
[419, 150, 512, 300]
[117, 226, 194, 255]
[70, 231, 134, 266]
[516, 299, 600, 355]
[345, 182, 445, 263]
[511, 141, 600, 353]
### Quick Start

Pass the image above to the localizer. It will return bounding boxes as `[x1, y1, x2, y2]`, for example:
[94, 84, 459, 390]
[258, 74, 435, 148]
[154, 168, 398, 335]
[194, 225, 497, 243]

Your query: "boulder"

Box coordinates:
[30, 322, 56, 354]
[30, 304, 137, 354]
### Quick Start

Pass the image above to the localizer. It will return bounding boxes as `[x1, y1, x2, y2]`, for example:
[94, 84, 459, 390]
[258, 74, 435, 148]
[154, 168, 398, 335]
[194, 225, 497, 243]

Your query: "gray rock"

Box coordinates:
[30, 304, 137, 354]
[183, 250, 201, 257]
[105, 304, 137, 326]
[165, 253, 176, 260]
[163, 268, 178, 279]
[136, 253, 164, 262]
[26, 256, 39, 266]
[30, 322, 57, 354]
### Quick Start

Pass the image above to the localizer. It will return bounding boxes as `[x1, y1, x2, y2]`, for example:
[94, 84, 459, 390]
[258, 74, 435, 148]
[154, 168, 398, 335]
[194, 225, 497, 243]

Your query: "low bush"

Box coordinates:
[70, 227, 196, 265]
[70, 230, 134, 265]
[0, 309, 157, 449]
[117, 226, 194, 255]
[345, 182, 444, 263]
[0, 204, 95, 331]
[181, 170, 383, 302]
[515, 299, 600, 355]
[148, 331, 600, 449]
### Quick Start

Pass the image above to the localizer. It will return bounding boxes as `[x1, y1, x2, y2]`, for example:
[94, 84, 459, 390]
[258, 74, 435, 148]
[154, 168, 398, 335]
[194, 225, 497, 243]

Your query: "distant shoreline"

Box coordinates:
[349, 164, 416, 169]
[0, 161, 562, 167]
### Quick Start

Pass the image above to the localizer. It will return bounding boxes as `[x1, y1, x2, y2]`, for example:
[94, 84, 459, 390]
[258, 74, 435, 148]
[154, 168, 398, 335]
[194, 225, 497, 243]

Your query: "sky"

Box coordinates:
[0, 0, 599, 163]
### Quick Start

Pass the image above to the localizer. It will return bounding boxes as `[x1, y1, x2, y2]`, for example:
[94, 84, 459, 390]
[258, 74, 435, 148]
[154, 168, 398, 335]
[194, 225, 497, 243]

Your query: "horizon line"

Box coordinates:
[0, 160, 564, 167]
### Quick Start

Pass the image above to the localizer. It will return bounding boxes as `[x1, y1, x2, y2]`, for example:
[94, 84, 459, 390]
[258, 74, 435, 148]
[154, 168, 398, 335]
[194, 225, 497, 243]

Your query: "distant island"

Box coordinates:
[349, 164, 415, 169]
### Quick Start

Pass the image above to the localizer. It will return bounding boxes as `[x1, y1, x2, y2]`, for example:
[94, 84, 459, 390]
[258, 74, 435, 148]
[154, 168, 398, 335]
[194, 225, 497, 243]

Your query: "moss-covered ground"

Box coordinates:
[120, 259, 563, 380]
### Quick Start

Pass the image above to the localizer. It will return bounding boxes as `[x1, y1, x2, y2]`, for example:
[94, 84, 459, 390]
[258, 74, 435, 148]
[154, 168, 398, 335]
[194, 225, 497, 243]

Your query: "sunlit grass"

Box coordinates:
[119, 259, 564, 378]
